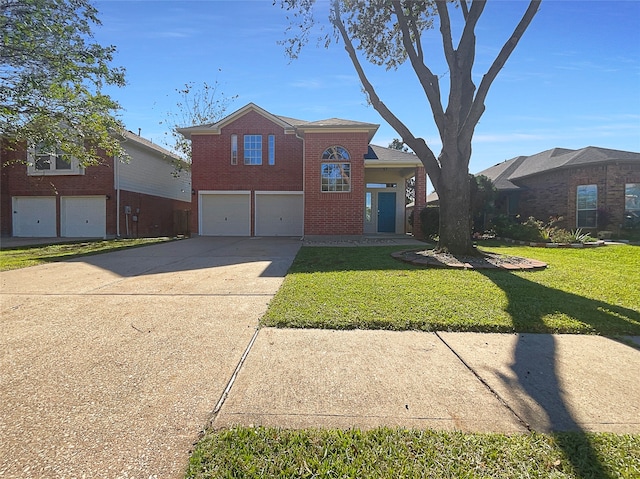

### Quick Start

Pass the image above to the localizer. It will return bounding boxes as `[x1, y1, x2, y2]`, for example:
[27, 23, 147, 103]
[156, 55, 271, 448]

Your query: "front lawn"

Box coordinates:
[186, 427, 640, 479]
[0, 237, 175, 271]
[262, 243, 640, 336]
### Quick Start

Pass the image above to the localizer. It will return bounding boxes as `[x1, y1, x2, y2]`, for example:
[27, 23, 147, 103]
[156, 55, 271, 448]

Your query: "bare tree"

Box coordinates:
[279, 0, 541, 254]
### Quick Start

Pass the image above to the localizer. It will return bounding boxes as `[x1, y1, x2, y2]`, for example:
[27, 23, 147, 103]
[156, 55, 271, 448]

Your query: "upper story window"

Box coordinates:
[576, 184, 597, 228]
[244, 134, 262, 165]
[27, 144, 83, 176]
[322, 145, 350, 161]
[268, 134, 275, 165]
[321, 145, 351, 192]
[231, 134, 238, 165]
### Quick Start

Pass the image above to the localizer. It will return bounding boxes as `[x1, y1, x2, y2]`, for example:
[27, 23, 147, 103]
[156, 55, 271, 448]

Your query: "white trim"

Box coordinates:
[254, 191, 304, 237]
[198, 190, 251, 236]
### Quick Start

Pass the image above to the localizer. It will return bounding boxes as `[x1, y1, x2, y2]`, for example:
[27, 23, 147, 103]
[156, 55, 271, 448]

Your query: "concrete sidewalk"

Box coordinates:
[213, 329, 640, 434]
[1, 236, 639, 478]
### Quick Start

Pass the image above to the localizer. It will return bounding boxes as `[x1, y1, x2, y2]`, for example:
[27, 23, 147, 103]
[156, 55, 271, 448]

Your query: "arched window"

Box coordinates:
[322, 146, 350, 160]
[321, 146, 351, 192]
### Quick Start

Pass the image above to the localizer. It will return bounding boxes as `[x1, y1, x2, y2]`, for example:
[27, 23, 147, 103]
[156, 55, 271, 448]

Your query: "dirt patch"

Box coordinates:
[392, 249, 547, 270]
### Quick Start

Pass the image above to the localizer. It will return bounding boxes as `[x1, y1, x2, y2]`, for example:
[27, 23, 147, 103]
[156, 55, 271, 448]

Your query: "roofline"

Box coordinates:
[509, 157, 639, 182]
[121, 131, 185, 164]
[177, 103, 296, 139]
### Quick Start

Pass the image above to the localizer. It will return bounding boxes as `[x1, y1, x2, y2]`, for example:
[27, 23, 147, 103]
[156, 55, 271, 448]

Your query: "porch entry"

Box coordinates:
[377, 192, 396, 233]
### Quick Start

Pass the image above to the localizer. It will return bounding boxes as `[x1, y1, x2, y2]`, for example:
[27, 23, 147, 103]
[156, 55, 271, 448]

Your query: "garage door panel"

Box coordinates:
[255, 194, 303, 236]
[200, 194, 250, 236]
[12, 197, 57, 237]
[61, 196, 106, 238]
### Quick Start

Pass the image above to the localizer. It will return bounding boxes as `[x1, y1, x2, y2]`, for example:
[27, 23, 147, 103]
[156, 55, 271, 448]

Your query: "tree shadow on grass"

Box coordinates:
[479, 270, 640, 478]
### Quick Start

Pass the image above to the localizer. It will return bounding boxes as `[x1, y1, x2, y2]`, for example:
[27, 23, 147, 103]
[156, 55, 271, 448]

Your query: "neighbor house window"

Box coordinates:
[321, 146, 351, 192]
[231, 134, 238, 165]
[577, 184, 597, 228]
[625, 183, 640, 228]
[244, 134, 262, 165]
[27, 144, 83, 176]
[268, 134, 275, 165]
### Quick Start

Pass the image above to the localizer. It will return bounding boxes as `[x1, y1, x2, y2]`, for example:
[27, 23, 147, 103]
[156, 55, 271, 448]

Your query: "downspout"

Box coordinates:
[295, 128, 305, 240]
[114, 155, 121, 237]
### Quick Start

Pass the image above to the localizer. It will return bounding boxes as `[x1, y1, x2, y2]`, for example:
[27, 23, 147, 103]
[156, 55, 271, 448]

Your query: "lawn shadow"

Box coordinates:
[479, 269, 640, 478]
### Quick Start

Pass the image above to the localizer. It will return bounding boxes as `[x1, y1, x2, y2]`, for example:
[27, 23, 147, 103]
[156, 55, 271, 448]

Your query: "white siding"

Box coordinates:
[117, 141, 191, 202]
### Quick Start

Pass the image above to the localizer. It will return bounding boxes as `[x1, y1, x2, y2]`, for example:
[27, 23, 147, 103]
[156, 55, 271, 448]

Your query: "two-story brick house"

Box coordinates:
[1, 132, 191, 239]
[178, 103, 426, 237]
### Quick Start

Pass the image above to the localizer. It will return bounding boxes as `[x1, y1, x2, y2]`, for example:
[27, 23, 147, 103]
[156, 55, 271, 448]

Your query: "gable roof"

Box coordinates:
[478, 146, 640, 191]
[176, 103, 298, 138]
[176, 102, 379, 141]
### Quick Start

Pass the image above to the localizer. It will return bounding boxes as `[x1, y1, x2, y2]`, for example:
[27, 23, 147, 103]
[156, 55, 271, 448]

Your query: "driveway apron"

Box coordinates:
[0, 237, 301, 479]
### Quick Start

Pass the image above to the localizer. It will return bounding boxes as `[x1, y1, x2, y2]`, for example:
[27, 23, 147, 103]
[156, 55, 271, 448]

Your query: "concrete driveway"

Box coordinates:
[0, 236, 301, 479]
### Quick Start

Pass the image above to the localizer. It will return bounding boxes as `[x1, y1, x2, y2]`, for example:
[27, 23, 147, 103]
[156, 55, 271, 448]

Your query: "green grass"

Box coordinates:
[186, 427, 640, 478]
[0, 237, 175, 271]
[263, 243, 640, 336]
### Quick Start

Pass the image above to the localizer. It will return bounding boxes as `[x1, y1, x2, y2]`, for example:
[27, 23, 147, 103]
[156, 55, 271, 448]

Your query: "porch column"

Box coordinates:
[413, 166, 427, 239]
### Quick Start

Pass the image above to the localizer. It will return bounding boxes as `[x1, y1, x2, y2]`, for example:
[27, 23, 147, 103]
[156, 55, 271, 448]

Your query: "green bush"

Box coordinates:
[491, 215, 597, 243]
[418, 206, 440, 239]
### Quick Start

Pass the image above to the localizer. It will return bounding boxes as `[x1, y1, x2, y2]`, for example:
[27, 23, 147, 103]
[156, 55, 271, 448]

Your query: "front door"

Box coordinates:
[377, 192, 396, 233]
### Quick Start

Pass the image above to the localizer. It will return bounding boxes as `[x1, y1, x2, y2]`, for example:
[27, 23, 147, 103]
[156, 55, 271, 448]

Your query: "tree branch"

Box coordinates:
[331, 0, 441, 184]
[460, 0, 541, 146]
[392, 0, 446, 136]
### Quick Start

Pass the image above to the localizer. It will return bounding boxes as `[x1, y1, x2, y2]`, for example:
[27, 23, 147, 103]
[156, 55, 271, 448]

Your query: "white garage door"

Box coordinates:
[12, 196, 56, 237]
[61, 196, 106, 238]
[255, 193, 304, 236]
[200, 192, 251, 236]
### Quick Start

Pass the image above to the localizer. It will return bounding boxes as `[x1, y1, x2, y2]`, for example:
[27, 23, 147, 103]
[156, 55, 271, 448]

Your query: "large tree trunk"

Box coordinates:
[435, 148, 475, 255]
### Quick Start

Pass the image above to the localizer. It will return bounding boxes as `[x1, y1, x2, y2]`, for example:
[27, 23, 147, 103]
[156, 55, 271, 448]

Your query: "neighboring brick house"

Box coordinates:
[477, 146, 640, 231]
[1, 132, 191, 239]
[178, 103, 426, 237]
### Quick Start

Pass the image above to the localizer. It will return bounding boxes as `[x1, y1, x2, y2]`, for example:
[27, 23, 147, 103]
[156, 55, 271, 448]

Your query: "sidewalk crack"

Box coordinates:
[434, 331, 532, 432]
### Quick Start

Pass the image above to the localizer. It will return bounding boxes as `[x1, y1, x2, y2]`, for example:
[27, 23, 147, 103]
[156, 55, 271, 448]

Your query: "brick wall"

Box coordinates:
[513, 162, 640, 230]
[1, 143, 116, 236]
[303, 132, 369, 235]
[118, 190, 191, 237]
[190, 110, 304, 234]
[1, 141, 191, 237]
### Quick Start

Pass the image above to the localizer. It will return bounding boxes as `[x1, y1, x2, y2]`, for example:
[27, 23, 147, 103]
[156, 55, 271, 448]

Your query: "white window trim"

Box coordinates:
[27, 147, 84, 176]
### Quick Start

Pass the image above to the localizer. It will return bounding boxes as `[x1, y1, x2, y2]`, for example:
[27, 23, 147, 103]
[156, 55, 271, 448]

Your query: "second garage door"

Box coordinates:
[61, 196, 106, 238]
[200, 192, 251, 236]
[255, 192, 303, 236]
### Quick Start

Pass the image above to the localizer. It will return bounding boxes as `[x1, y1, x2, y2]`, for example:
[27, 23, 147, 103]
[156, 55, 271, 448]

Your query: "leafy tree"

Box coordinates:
[161, 78, 237, 163]
[470, 174, 498, 233]
[0, 0, 126, 165]
[279, 0, 540, 254]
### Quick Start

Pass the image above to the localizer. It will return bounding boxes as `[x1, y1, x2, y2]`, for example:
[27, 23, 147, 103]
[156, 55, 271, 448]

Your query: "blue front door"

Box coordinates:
[378, 192, 396, 233]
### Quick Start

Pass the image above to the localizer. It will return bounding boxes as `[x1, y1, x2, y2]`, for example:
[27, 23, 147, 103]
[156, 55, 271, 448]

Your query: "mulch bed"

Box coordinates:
[392, 249, 547, 270]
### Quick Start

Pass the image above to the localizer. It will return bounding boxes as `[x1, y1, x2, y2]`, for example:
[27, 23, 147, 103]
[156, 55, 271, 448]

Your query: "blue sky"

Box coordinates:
[93, 0, 640, 175]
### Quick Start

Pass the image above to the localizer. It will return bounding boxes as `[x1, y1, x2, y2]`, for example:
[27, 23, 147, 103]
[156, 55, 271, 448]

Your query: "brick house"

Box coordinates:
[178, 103, 426, 237]
[1, 132, 191, 239]
[476, 146, 640, 231]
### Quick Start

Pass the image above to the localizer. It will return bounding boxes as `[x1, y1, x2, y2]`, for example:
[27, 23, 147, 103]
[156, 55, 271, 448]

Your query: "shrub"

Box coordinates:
[418, 206, 440, 239]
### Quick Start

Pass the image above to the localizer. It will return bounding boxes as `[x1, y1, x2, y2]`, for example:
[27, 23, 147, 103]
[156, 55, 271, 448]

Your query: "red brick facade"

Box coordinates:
[1, 140, 190, 238]
[185, 103, 423, 237]
[302, 132, 369, 235]
[190, 110, 304, 235]
[501, 162, 640, 230]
